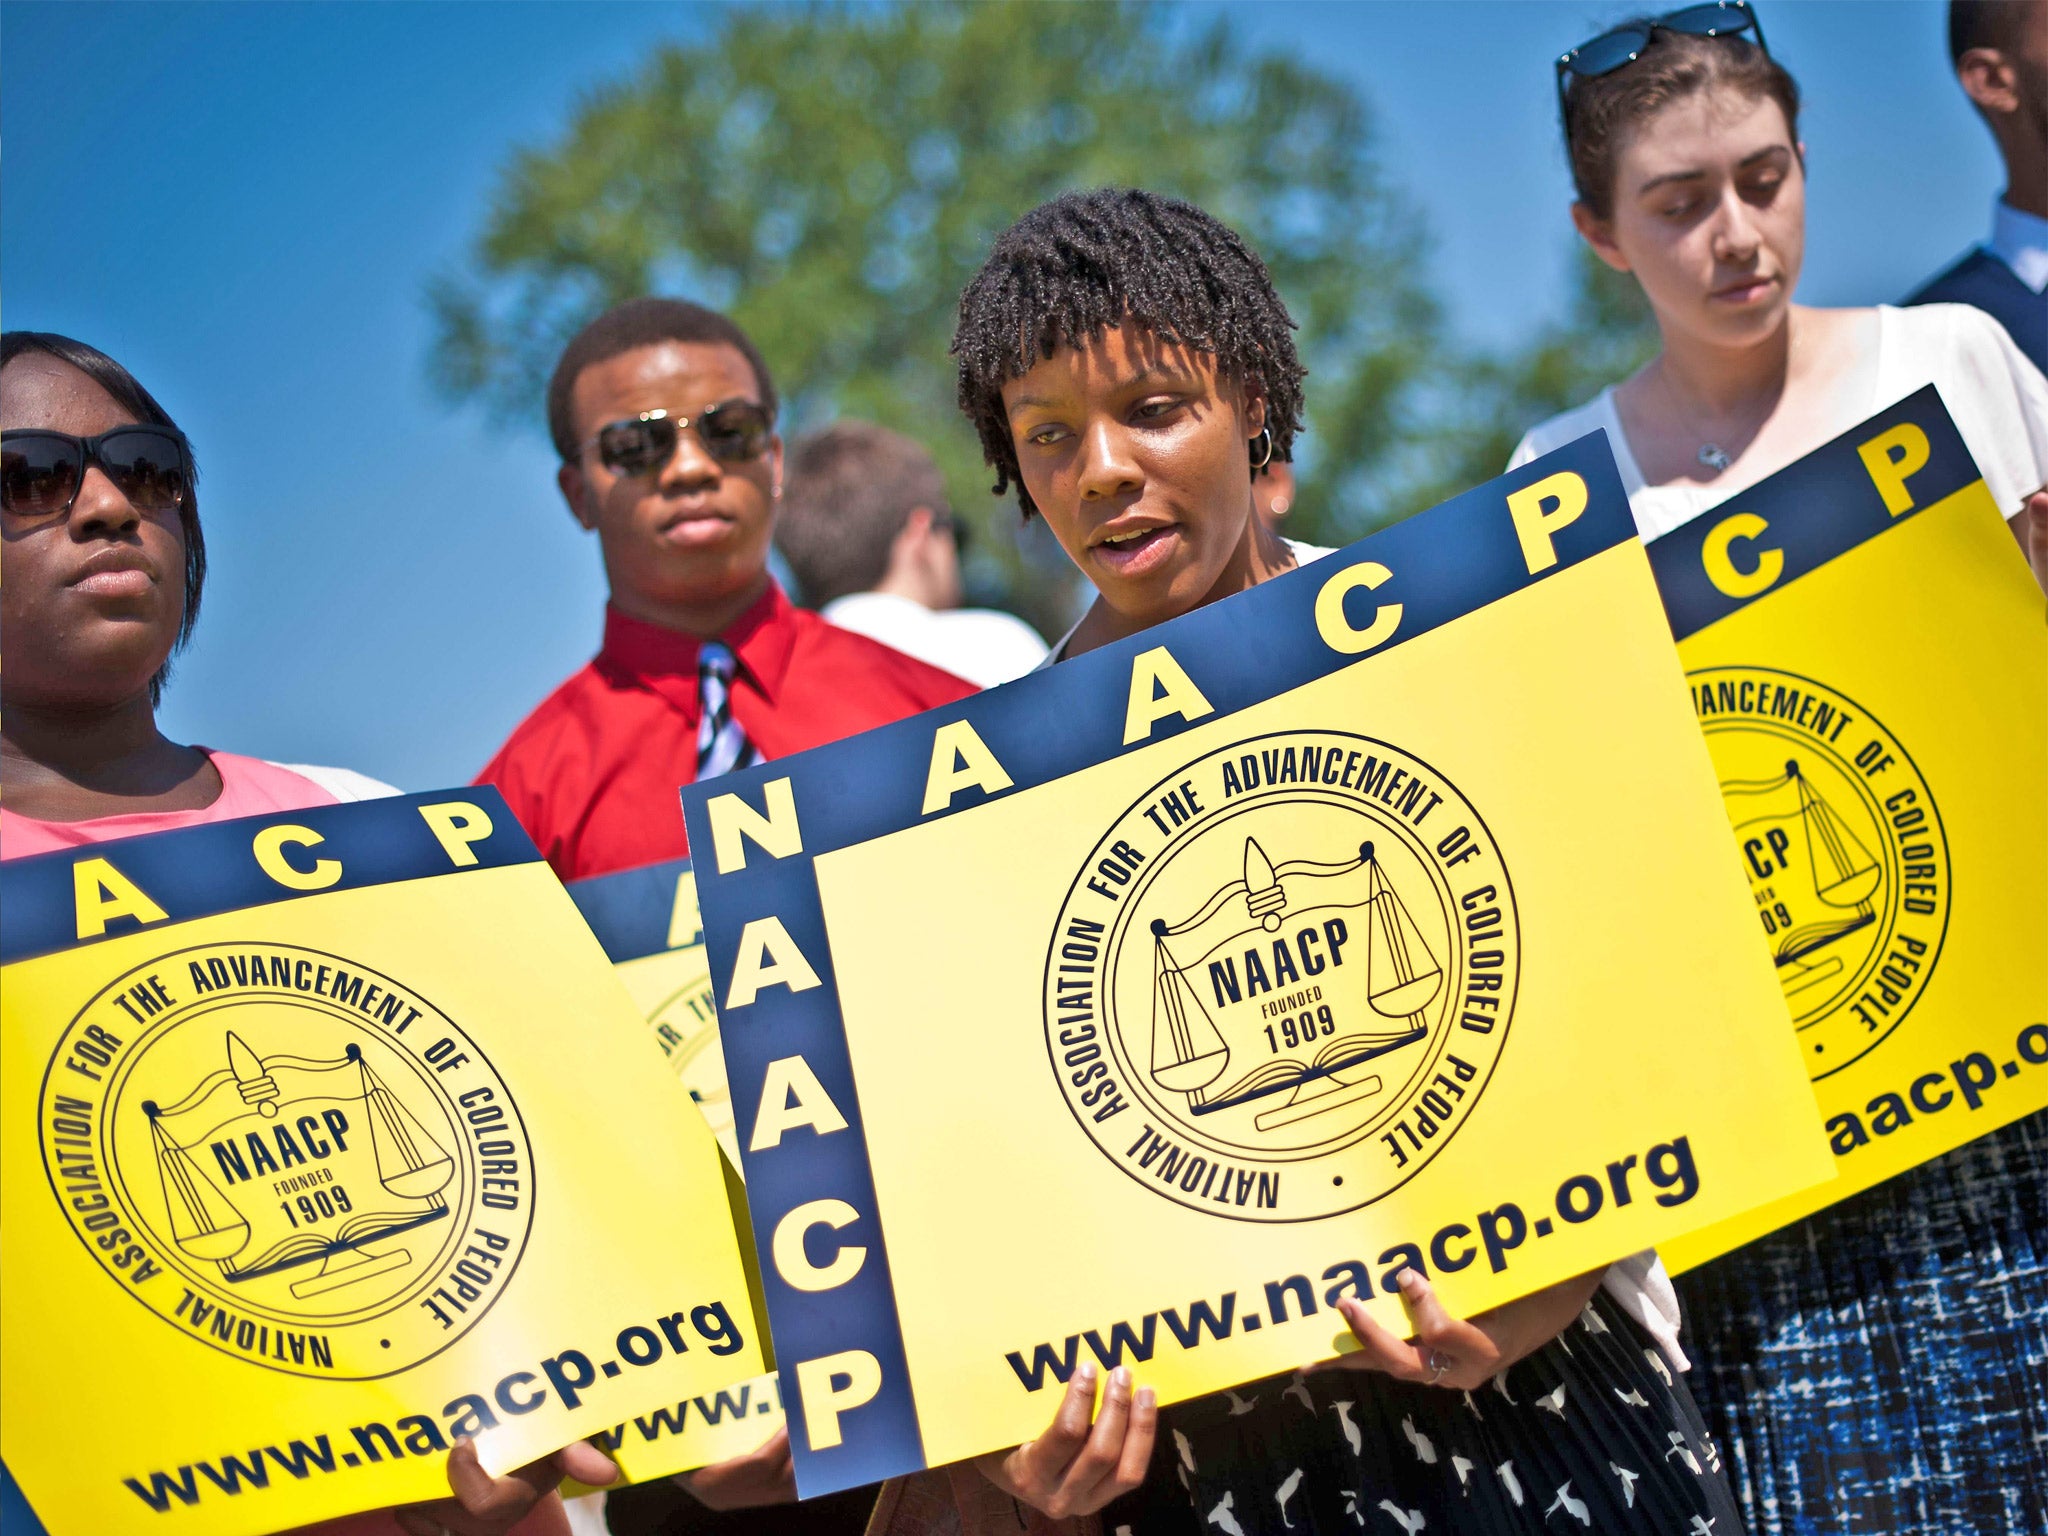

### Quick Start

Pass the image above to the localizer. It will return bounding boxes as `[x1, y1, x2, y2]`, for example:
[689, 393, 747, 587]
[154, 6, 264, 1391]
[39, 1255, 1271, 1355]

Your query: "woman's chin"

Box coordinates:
[1697, 288, 1790, 345]
[7, 651, 163, 713]
[1103, 564, 1224, 631]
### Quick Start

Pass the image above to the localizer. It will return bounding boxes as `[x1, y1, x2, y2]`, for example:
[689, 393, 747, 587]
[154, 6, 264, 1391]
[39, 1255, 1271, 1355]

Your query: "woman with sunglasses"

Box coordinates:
[0, 333, 397, 849]
[865, 187, 1743, 1536]
[0, 330, 614, 1536]
[1513, 12, 2048, 1534]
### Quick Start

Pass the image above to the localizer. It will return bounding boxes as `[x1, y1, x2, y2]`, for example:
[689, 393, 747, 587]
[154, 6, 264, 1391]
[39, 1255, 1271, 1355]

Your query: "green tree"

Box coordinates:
[428, 0, 1444, 624]
[1419, 247, 1660, 503]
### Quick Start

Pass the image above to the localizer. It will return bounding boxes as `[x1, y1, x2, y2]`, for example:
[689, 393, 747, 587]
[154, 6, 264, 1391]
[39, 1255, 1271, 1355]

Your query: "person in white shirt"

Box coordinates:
[774, 420, 1047, 688]
[1512, 13, 2048, 579]
[1905, 0, 2048, 371]
[1514, 10, 2048, 1535]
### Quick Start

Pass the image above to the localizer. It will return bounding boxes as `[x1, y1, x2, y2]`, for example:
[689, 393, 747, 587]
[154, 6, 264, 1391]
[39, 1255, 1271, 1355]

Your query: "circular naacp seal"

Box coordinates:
[1690, 666, 1951, 1080]
[39, 943, 535, 1379]
[1044, 731, 1518, 1222]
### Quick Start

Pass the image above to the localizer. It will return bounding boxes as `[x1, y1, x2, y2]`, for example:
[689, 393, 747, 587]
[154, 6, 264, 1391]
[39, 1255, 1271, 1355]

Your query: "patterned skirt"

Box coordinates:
[1103, 1286, 1741, 1535]
[1677, 1110, 2048, 1536]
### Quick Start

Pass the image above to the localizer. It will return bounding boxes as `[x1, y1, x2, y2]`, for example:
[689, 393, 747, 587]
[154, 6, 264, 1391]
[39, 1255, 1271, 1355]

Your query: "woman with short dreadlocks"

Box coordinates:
[866, 189, 1742, 1536]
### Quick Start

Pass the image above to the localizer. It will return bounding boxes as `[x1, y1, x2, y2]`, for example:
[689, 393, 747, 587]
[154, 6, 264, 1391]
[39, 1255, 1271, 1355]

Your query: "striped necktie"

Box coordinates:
[695, 640, 761, 780]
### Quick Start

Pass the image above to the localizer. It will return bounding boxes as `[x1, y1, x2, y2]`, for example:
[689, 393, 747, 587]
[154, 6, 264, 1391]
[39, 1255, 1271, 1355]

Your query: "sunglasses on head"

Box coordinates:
[582, 401, 775, 475]
[1556, 2, 1769, 123]
[1, 426, 192, 521]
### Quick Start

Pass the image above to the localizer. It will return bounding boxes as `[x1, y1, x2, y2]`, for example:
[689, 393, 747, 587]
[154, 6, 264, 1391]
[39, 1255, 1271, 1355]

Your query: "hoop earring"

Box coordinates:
[1249, 427, 1274, 470]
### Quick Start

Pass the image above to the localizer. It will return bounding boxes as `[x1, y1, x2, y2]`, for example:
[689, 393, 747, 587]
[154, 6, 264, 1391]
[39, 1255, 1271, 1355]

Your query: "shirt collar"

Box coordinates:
[596, 580, 797, 703]
[822, 590, 924, 622]
[1989, 197, 2048, 294]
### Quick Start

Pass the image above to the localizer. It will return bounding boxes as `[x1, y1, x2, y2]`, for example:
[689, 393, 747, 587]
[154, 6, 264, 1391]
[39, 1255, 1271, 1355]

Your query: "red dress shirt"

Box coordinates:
[477, 583, 976, 881]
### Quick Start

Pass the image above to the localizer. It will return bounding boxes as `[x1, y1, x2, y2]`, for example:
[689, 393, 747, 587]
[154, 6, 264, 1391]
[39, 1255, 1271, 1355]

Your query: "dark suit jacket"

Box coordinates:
[1905, 248, 2047, 374]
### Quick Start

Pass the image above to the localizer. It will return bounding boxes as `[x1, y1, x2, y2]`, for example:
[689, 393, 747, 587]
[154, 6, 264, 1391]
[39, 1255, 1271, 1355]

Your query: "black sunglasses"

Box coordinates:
[1, 426, 192, 521]
[581, 401, 775, 475]
[1556, 2, 1769, 125]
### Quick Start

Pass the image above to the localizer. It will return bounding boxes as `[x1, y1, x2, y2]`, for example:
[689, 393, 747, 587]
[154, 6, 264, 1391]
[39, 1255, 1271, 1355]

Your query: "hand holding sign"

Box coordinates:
[1313, 1267, 1605, 1393]
[671, 1427, 796, 1510]
[389, 1440, 616, 1536]
[972, 1364, 1158, 1521]
[2019, 488, 2048, 592]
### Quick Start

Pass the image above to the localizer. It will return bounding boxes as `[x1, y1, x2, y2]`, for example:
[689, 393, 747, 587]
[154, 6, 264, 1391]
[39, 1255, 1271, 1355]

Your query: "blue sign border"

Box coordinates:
[0, 787, 541, 965]
[1646, 385, 1979, 640]
[565, 857, 697, 964]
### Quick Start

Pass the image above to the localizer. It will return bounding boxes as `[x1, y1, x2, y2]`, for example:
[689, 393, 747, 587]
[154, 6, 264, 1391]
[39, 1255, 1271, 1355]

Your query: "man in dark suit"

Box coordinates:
[1907, 0, 2048, 370]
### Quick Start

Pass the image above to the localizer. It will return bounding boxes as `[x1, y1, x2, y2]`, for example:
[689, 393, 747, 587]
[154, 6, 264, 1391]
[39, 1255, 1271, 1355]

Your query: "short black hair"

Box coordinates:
[952, 188, 1306, 518]
[1, 330, 206, 704]
[546, 297, 778, 461]
[776, 421, 951, 608]
[1949, 0, 2030, 66]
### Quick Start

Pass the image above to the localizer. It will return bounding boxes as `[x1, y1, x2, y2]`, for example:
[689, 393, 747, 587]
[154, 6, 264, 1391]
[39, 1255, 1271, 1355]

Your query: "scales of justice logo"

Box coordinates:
[43, 944, 535, 1379]
[1693, 666, 1951, 1079]
[1045, 732, 1517, 1221]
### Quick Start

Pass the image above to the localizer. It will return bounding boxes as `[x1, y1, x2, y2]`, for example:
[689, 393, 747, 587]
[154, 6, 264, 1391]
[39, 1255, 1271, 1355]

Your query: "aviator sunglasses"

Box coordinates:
[1556, 2, 1769, 124]
[582, 400, 775, 475]
[1, 426, 192, 521]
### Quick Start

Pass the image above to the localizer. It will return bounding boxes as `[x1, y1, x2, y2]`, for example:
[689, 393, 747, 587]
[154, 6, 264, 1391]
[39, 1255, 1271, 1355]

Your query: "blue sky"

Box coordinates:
[3, 1, 1995, 791]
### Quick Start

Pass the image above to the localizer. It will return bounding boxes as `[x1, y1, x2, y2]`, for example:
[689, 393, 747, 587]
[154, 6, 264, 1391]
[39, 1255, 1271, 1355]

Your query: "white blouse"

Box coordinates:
[1509, 303, 2048, 542]
[1500, 300, 2048, 1371]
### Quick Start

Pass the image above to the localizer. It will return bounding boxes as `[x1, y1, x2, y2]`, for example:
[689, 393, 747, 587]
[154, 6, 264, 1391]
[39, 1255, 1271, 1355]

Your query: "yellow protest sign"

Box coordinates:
[568, 860, 737, 1165]
[678, 437, 1835, 1496]
[565, 860, 783, 1477]
[1648, 388, 2048, 1273]
[0, 791, 764, 1535]
[560, 1372, 785, 1499]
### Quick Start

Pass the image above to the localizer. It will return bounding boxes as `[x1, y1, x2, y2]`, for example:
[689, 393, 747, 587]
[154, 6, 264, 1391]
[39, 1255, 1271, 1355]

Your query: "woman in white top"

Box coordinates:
[1510, 7, 2048, 566]
[1512, 10, 2048, 1535]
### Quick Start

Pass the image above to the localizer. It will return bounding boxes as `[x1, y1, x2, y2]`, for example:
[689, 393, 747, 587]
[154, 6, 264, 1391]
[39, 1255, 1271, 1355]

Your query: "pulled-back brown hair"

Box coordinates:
[1563, 24, 1801, 219]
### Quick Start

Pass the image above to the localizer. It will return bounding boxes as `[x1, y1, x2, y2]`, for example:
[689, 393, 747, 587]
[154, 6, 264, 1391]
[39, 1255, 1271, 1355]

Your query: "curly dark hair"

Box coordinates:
[952, 188, 1306, 518]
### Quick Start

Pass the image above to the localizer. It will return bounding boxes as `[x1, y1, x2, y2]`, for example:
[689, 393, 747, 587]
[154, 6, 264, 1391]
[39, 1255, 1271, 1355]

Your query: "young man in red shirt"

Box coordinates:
[475, 299, 972, 1533]
[478, 298, 974, 883]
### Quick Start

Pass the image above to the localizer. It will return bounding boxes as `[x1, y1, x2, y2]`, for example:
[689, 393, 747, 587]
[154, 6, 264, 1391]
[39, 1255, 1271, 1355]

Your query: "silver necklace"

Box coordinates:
[1657, 367, 1770, 474]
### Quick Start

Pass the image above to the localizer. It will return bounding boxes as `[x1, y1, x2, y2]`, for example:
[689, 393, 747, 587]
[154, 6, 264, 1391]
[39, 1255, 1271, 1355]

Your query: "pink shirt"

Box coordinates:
[3, 752, 576, 1535]
[0, 751, 391, 859]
